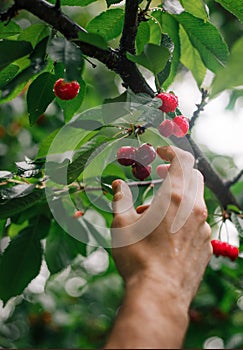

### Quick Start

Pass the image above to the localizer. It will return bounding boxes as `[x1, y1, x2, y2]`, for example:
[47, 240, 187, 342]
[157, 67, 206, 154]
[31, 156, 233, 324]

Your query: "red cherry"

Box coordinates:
[211, 240, 221, 257]
[158, 119, 174, 137]
[72, 210, 84, 218]
[156, 92, 178, 113]
[173, 115, 189, 137]
[132, 163, 152, 180]
[53, 78, 80, 100]
[117, 146, 136, 166]
[134, 143, 156, 166]
[226, 245, 239, 261]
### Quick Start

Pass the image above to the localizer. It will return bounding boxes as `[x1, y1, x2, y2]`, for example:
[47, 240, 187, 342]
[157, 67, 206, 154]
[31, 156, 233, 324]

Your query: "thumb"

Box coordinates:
[112, 179, 136, 217]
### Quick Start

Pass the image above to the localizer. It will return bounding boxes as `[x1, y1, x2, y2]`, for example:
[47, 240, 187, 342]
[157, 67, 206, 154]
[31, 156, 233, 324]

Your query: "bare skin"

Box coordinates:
[104, 146, 212, 349]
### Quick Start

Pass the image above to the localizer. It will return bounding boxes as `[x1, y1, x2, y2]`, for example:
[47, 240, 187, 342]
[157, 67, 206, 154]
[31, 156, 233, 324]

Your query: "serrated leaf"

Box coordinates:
[0, 66, 33, 103]
[48, 38, 84, 80]
[173, 12, 229, 73]
[0, 171, 13, 179]
[56, 78, 86, 122]
[0, 226, 42, 304]
[0, 21, 20, 39]
[214, 0, 243, 23]
[136, 21, 150, 55]
[0, 64, 19, 89]
[45, 221, 86, 275]
[155, 12, 180, 89]
[106, 0, 123, 7]
[18, 24, 50, 48]
[47, 0, 97, 5]
[179, 0, 208, 20]
[127, 43, 170, 74]
[78, 31, 108, 50]
[0, 40, 33, 70]
[1, 184, 35, 200]
[86, 8, 124, 41]
[0, 189, 45, 220]
[179, 25, 206, 87]
[211, 37, 243, 97]
[27, 72, 56, 125]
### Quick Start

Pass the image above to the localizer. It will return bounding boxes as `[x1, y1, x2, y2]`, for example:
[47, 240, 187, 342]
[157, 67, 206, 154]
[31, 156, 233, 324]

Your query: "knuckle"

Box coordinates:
[171, 191, 183, 205]
[193, 204, 208, 220]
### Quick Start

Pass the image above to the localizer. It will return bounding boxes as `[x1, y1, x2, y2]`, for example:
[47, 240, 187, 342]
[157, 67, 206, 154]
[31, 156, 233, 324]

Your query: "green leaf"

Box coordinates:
[0, 219, 6, 240]
[48, 38, 84, 80]
[0, 226, 42, 304]
[106, 0, 123, 7]
[0, 40, 33, 70]
[0, 64, 19, 89]
[226, 90, 243, 110]
[18, 24, 50, 48]
[0, 189, 45, 220]
[1, 184, 35, 200]
[173, 12, 229, 73]
[214, 0, 243, 23]
[0, 21, 20, 39]
[83, 218, 109, 248]
[86, 8, 124, 41]
[27, 72, 56, 125]
[47, 0, 97, 5]
[78, 31, 108, 50]
[37, 129, 60, 158]
[0, 171, 13, 180]
[0, 66, 33, 103]
[179, 25, 206, 87]
[179, 0, 208, 20]
[56, 77, 86, 122]
[155, 12, 181, 89]
[211, 37, 243, 97]
[45, 221, 86, 275]
[136, 21, 150, 55]
[127, 43, 170, 74]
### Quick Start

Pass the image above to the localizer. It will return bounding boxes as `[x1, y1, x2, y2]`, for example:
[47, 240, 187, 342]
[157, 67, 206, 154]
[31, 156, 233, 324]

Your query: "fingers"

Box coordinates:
[112, 179, 137, 217]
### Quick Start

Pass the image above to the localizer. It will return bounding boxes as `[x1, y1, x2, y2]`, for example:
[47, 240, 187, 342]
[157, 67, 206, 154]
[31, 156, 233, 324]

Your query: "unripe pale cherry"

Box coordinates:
[117, 146, 136, 166]
[53, 78, 80, 100]
[173, 115, 189, 137]
[156, 92, 178, 113]
[132, 163, 152, 180]
[158, 119, 174, 137]
[134, 143, 156, 166]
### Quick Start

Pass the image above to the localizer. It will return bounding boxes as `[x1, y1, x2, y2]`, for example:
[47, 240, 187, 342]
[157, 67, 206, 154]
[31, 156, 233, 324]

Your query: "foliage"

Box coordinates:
[0, 0, 243, 348]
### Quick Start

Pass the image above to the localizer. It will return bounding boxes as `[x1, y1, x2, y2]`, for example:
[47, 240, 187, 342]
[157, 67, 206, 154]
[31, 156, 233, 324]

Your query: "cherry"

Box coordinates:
[158, 119, 174, 137]
[53, 78, 80, 100]
[211, 239, 239, 261]
[132, 163, 152, 180]
[72, 210, 84, 218]
[173, 115, 189, 137]
[157, 92, 178, 113]
[134, 143, 156, 166]
[117, 146, 136, 166]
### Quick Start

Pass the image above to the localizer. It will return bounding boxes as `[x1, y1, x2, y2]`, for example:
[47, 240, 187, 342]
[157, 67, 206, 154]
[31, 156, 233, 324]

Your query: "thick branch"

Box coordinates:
[119, 0, 139, 54]
[9, 0, 154, 96]
[171, 135, 241, 210]
[1, 0, 240, 211]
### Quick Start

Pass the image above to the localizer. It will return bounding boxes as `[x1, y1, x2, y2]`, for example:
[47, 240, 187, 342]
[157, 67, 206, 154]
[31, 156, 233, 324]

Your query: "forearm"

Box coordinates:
[105, 273, 190, 349]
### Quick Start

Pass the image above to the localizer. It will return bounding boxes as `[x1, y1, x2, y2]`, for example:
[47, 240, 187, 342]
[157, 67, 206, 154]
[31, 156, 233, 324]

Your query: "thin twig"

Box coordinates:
[225, 170, 243, 188]
[189, 88, 208, 129]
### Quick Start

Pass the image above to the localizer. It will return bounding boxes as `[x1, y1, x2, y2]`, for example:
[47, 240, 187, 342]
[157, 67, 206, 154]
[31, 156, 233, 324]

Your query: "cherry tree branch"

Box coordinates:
[226, 170, 243, 188]
[1, 0, 154, 96]
[0, 0, 241, 211]
[119, 0, 139, 54]
[189, 88, 208, 129]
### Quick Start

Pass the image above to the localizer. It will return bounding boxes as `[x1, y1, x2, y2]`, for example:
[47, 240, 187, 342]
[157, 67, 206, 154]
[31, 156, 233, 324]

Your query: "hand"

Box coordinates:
[111, 145, 212, 307]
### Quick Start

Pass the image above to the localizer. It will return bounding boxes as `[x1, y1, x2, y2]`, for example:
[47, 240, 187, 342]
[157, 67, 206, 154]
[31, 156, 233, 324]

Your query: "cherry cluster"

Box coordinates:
[211, 239, 239, 261]
[53, 78, 80, 100]
[156, 92, 189, 138]
[117, 143, 156, 180]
